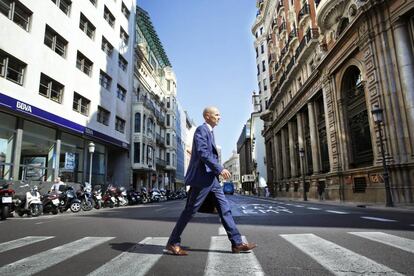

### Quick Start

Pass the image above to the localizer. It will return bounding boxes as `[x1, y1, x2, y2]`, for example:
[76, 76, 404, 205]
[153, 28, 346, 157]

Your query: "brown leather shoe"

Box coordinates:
[165, 244, 188, 256]
[231, 242, 257, 253]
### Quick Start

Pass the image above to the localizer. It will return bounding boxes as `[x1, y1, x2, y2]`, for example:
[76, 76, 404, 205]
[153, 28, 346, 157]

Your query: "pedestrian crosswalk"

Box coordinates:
[0, 231, 412, 275]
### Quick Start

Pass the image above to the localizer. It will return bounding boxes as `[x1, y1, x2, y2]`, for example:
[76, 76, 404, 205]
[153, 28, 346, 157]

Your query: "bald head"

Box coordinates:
[203, 106, 218, 119]
[203, 106, 221, 128]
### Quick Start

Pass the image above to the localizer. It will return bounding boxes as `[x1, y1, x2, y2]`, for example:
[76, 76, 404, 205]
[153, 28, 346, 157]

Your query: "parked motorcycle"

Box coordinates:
[41, 192, 60, 215]
[102, 185, 117, 208]
[92, 185, 103, 209]
[0, 180, 15, 220]
[116, 186, 128, 206]
[14, 184, 43, 217]
[58, 186, 81, 213]
[149, 188, 161, 202]
[127, 189, 141, 205]
[77, 184, 94, 211]
[140, 187, 149, 204]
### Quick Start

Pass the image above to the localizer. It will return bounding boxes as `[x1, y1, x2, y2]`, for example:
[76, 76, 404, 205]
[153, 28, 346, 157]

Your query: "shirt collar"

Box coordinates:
[204, 122, 213, 132]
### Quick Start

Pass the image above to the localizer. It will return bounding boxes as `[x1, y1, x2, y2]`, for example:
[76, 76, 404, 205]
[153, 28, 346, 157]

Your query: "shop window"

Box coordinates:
[117, 84, 126, 101]
[121, 2, 130, 19]
[115, 116, 125, 133]
[101, 36, 113, 56]
[44, 25, 67, 57]
[76, 51, 93, 76]
[51, 0, 71, 16]
[79, 13, 95, 39]
[103, 5, 115, 28]
[99, 70, 112, 89]
[59, 132, 84, 183]
[118, 54, 128, 71]
[97, 106, 110, 126]
[39, 73, 64, 103]
[72, 92, 90, 116]
[0, 112, 16, 180]
[0, 49, 26, 85]
[0, 0, 32, 31]
[134, 112, 141, 133]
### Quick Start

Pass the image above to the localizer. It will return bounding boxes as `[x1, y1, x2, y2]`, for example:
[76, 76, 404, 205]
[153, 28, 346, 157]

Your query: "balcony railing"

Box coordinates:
[286, 56, 295, 74]
[156, 158, 167, 167]
[278, 22, 286, 34]
[288, 28, 298, 44]
[295, 28, 319, 60]
[281, 42, 289, 58]
[298, 4, 310, 22]
[271, 19, 277, 30]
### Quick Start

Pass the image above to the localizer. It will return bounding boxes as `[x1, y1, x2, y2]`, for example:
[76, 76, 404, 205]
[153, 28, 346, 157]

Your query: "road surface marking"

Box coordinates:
[349, 232, 414, 254]
[280, 233, 403, 276]
[326, 210, 349, 214]
[293, 205, 304, 207]
[0, 237, 114, 276]
[88, 237, 167, 276]
[361, 216, 397, 222]
[204, 236, 263, 276]
[218, 226, 227, 236]
[0, 236, 54, 253]
[306, 207, 321, 210]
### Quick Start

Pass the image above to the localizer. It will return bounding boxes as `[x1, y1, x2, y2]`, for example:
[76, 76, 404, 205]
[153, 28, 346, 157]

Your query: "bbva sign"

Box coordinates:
[16, 101, 32, 113]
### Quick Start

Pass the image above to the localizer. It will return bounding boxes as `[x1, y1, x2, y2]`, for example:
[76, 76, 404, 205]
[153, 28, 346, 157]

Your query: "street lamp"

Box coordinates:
[88, 142, 95, 187]
[371, 105, 394, 207]
[299, 148, 307, 201]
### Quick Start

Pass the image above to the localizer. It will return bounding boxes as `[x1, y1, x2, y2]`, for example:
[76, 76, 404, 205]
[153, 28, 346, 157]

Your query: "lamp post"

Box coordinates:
[371, 105, 394, 207]
[88, 142, 95, 187]
[299, 148, 307, 201]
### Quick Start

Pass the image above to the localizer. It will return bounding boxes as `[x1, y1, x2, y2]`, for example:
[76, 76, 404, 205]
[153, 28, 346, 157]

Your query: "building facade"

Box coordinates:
[237, 121, 254, 193]
[133, 6, 178, 191]
[223, 150, 241, 191]
[0, 0, 135, 187]
[257, 0, 414, 204]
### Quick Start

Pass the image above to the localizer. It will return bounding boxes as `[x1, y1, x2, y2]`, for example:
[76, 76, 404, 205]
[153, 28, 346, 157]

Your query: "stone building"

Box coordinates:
[256, 0, 414, 204]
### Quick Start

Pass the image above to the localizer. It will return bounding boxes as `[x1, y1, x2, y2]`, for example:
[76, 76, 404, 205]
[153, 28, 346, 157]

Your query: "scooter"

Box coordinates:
[116, 186, 128, 206]
[102, 185, 117, 208]
[58, 186, 81, 213]
[0, 180, 15, 220]
[77, 184, 94, 211]
[42, 192, 60, 215]
[92, 185, 103, 209]
[14, 184, 43, 217]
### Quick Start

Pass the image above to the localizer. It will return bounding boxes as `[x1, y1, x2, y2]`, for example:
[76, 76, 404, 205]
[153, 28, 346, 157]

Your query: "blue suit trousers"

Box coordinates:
[168, 182, 242, 246]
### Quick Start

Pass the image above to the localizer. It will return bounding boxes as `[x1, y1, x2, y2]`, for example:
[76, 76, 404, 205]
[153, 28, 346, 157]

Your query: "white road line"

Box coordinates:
[204, 236, 264, 276]
[88, 237, 167, 276]
[0, 236, 54, 253]
[218, 226, 227, 236]
[0, 236, 114, 276]
[280, 233, 403, 276]
[349, 232, 414, 254]
[293, 205, 304, 207]
[326, 210, 349, 214]
[306, 207, 321, 210]
[361, 216, 397, 222]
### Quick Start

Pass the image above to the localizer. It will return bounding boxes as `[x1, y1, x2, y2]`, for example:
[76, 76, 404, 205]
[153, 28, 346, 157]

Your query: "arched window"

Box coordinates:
[342, 66, 373, 168]
[134, 112, 141, 133]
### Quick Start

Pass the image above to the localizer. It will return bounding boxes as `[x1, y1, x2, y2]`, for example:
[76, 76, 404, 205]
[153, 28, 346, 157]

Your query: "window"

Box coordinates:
[167, 80, 170, 91]
[51, 0, 71, 16]
[121, 2, 130, 19]
[117, 84, 126, 101]
[167, 114, 170, 126]
[263, 78, 267, 91]
[79, 13, 95, 39]
[134, 142, 140, 163]
[167, 97, 170, 108]
[255, 47, 258, 58]
[97, 106, 110, 125]
[261, 44, 264, 54]
[0, 0, 32, 31]
[115, 116, 125, 133]
[39, 73, 64, 103]
[120, 27, 129, 45]
[99, 70, 111, 90]
[134, 112, 141, 133]
[72, 92, 90, 116]
[76, 51, 93, 76]
[166, 152, 170, 165]
[166, 133, 170, 146]
[118, 54, 128, 71]
[103, 6, 115, 28]
[101, 36, 113, 56]
[262, 60, 266, 72]
[260, 27, 263, 35]
[0, 49, 26, 85]
[44, 25, 67, 57]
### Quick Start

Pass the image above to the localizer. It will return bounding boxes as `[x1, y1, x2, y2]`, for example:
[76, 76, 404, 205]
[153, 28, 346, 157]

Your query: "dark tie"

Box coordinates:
[211, 131, 216, 146]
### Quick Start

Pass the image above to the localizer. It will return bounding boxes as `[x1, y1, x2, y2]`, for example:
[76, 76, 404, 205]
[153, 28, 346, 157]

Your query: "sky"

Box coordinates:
[138, 0, 258, 161]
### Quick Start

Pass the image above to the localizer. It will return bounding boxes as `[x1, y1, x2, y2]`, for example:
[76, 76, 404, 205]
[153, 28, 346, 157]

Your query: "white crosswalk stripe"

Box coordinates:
[204, 236, 264, 276]
[349, 232, 414, 254]
[88, 237, 167, 276]
[218, 226, 227, 236]
[361, 216, 397, 222]
[280, 233, 403, 276]
[0, 237, 114, 276]
[326, 210, 349, 214]
[0, 236, 54, 253]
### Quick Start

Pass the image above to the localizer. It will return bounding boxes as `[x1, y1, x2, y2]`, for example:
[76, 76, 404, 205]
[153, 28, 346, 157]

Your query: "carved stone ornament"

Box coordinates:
[317, 0, 349, 33]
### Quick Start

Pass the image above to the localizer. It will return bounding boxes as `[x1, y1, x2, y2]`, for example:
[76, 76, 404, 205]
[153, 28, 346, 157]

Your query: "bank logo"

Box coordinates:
[16, 101, 32, 113]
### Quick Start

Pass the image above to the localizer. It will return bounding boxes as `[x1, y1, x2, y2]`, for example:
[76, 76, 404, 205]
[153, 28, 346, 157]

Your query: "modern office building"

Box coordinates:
[256, 0, 414, 204]
[0, 0, 136, 187]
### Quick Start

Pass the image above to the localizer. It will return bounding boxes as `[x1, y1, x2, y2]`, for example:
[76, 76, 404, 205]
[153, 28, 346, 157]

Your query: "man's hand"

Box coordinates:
[220, 169, 231, 180]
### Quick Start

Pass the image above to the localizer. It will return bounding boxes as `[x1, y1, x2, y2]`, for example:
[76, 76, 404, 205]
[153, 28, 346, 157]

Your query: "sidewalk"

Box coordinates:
[241, 194, 414, 213]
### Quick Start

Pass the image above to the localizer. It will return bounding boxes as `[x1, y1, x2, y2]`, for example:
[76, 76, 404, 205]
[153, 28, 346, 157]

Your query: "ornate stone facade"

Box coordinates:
[257, 0, 414, 204]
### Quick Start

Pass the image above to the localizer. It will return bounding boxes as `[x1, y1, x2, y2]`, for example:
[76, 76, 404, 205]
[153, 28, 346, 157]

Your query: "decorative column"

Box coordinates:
[297, 112, 305, 176]
[308, 101, 320, 174]
[274, 132, 282, 180]
[54, 131, 62, 180]
[12, 118, 23, 180]
[281, 127, 290, 179]
[288, 121, 298, 177]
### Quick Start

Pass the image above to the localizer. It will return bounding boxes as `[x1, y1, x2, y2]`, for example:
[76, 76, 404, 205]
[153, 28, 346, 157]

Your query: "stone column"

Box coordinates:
[274, 132, 282, 180]
[281, 127, 289, 179]
[54, 131, 62, 180]
[308, 101, 320, 174]
[297, 112, 305, 175]
[288, 121, 298, 177]
[12, 118, 23, 180]
[393, 20, 414, 152]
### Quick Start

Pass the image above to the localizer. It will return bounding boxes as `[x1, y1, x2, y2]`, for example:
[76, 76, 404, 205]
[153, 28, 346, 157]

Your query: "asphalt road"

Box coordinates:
[0, 194, 413, 275]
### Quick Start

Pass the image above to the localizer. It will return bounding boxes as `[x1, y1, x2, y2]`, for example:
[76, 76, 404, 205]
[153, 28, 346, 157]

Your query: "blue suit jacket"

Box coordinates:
[185, 123, 223, 188]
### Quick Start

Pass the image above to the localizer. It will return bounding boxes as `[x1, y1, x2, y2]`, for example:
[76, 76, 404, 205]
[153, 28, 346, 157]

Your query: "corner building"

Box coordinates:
[0, 0, 135, 187]
[256, 0, 414, 204]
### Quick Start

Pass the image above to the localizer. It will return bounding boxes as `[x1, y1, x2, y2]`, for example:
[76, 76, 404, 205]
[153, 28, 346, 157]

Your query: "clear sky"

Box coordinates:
[138, 0, 258, 161]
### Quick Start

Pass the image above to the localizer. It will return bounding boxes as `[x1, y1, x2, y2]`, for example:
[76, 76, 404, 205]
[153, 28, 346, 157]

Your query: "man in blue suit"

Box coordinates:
[165, 106, 256, 256]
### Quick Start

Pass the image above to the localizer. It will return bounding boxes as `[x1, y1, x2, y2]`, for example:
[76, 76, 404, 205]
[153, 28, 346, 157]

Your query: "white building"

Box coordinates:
[223, 150, 241, 191]
[0, 0, 136, 186]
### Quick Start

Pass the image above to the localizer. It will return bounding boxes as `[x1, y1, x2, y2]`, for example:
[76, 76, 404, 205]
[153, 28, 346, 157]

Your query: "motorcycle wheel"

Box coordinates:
[70, 202, 81, 213]
[142, 197, 148, 204]
[81, 199, 93, 211]
[1, 205, 9, 220]
[95, 200, 102, 209]
[30, 205, 42, 217]
[52, 207, 58, 215]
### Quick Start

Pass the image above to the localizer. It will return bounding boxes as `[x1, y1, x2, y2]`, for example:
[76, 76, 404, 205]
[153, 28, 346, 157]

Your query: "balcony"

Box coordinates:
[288, 28, 298, 44]
[270, 73, 277, 84]
[277, 1, 284, 16]
[298, 4, 310, 23]
[156, 158, 167, 168]
[156, 133, 165, 146]
[295, 28, 319, 60]
[280, 42, 289, 59]
[278, 22, 286, 35]
[286, 56, 295, 75]
[271, 19, 277, 30]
